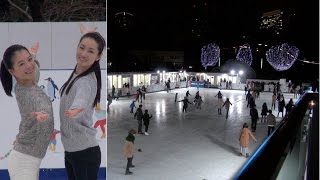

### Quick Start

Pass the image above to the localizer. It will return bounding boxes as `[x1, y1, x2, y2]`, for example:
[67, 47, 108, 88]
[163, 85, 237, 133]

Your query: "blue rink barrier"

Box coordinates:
[0, 167, 106, 180]
[190, 81, 205, 88]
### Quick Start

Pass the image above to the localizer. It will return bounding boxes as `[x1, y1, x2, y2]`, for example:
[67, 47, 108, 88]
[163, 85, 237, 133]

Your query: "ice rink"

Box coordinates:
[107, 87, 295, 180]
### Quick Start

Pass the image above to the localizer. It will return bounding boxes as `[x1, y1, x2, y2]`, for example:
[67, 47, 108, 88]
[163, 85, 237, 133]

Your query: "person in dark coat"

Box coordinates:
[277, 96, 285, 117]
[178, 96, 193, 113]
[285, 98, 294, 116]
[186, 90, 191, 97]
[134, 105, 144, 134]
[250, 105, 259, 132]
[111, 85, 115, 99]
[261, 102, 268, 123]
[142, 110, 153, 135]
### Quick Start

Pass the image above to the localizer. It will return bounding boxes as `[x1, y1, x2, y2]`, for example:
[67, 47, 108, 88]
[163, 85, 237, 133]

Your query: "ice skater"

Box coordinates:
[239, 123, 257, 157]
[222, 98, 232, 119]
[142, 109, 153, 135]
[215, 91, 223, 115]
[186, 90, 191, 97]
[271, 92, 276, 110]
[123, 129, 142, 175]
[134, 104, 144, 134]
[196, 96, 203, 109]
[261, 102, 268, 123]
[178, 96, 193, 113]
[250, 105, 259, 132]
[267, 110, 276, 136]
[129, 100, 136, 113]
[107, 94, 112, 112]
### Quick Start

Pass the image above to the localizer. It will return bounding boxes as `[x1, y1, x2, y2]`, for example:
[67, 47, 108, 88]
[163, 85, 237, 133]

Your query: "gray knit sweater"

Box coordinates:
[14, 83, 54, 159]
[59, 72, 98, 152]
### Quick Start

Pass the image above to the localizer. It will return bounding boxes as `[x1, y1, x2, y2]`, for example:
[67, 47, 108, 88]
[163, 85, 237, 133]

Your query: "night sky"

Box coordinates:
[108, 0, 319, 81]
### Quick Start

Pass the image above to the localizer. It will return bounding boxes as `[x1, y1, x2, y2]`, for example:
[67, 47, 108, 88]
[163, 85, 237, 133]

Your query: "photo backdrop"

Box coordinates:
[0, 22, 106, 169]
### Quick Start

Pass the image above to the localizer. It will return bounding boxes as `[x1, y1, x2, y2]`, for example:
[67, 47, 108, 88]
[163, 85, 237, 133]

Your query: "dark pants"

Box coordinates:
[138, 120, 142, 133]
[65, 146, 101, 180]
[226, 108, 229, 119]
[183, 106, 187, 112]
[130, 107, 134, 113]
[251, 119, 257, 131]
[126, 157, 133, 173]
[145, 124, 149, 132]
[268, 126, 275, 136]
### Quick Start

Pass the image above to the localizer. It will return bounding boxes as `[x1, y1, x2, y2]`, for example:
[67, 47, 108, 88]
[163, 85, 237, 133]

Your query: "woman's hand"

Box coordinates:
[65, 108, 84, 118]
[31, 111, 49, 122]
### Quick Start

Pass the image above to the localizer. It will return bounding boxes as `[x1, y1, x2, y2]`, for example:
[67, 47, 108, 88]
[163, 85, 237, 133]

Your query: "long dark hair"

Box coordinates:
[60, 32, 105, 107]
[0, 44, 29, 97]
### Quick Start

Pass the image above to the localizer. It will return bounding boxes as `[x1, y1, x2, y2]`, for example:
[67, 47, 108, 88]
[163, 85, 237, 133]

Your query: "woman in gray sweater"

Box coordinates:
[0, 44, 54, 180]
[59, 32, 105, 180]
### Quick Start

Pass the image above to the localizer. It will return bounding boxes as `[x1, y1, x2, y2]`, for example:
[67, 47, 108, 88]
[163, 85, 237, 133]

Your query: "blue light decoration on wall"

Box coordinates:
[201, 43, 220, 69]
[236, 44, 253, 66]
[266, 43, 299, 71]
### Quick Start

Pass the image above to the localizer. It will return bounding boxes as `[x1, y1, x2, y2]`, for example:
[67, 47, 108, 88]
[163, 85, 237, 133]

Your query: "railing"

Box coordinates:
[234, 92, 319, 180]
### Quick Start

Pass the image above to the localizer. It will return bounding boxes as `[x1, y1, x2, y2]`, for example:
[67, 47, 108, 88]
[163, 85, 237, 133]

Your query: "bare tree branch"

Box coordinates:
[7, 0, 32, 20]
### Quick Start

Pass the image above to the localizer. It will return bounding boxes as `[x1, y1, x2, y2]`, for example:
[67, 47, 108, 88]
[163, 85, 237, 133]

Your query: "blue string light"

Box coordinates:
[201, 43, 220, 69]
[266, 43, 299, 71]
[236, 44, 253, 66]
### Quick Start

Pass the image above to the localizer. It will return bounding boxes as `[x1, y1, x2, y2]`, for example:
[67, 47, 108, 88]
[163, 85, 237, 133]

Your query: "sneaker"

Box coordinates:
[130, 165, 135, 168]
[144, 132, 149, 135]
[125, 171, 133, 175]
[239, 153, 243, 156]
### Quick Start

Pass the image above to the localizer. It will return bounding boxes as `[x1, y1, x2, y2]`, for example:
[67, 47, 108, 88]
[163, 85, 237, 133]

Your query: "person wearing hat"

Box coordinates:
[123, 129, 142, 175]
[134, 104, 144, 134]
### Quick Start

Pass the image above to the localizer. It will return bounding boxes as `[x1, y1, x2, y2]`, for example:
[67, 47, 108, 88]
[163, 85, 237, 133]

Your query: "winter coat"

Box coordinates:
[239, 128, 257, 147]
[278, 100, 285, 112]
[123, 141, 135, 158]
[143, 113, 152, 125]
[123, 133, 135, 158]
[134, 108, 143, 120]
[250, 108, 259, 120]
[267, 114, 276, 126]
[261, 104, 268, 116]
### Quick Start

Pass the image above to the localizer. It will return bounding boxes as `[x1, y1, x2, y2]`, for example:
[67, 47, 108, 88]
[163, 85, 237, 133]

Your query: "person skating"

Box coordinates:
[123, 129, 142, 175]
[250, 105, 259, 132]
[222, 98, 232, 119]
[134, 105, 144, 134]
[142, 110, 153, 135]
[239, 123, 257, 157]
[267, 110, 276, 136]
[261, 102, 268, 123]
[129, 100, 136, 113]
[215, 91, 223, 115]
[196, 96, 203, 109]
[178, 96, 193, 113]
